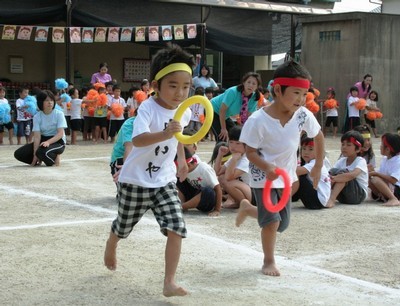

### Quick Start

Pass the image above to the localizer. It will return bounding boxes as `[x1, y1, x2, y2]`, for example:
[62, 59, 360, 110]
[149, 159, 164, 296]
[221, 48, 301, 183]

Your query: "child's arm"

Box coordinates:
[369, 171, 398, 185]
[310, 131, 325, 188]
[246, 145, 278, 181]
[296, 165, 309, 176]
[330, 168, 361, 183]
[208, 184, 223, 217]
[214, 145, 229, 175]
[224, 153, 245, 181]
[218, 103, 229, 141]
[132, 119, 182, 147]
[175, 142, 188, 182]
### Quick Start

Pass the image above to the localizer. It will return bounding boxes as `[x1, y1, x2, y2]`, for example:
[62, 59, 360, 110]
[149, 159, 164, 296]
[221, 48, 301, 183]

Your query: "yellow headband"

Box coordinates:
[361, 133, 371, 139]
[154, 63, 192, 81]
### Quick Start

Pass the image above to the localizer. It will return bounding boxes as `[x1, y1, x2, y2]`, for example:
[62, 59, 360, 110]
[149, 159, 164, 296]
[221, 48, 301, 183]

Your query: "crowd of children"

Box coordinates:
[2, 43, 400, 298]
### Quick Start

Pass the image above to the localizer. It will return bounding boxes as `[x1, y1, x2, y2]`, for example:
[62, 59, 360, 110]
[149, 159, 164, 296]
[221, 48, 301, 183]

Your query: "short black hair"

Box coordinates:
[228, 125, 242, 141]
[381, 133, 400, 156]
[341, 130, 364, 155]
[36, 90, 56, 111]
[150, 43, 195, 85]
[271, 61, 312, 97]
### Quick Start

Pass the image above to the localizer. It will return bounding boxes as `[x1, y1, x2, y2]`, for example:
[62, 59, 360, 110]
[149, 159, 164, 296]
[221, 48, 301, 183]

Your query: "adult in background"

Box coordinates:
[91, 62, 113, 85]
[211, 72, 261, 142]
[14, 90, 67, 166]
[192, 64, 219, 90]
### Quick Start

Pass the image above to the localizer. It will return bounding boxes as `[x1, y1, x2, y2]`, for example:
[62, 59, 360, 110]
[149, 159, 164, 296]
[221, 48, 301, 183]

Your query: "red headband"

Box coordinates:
[272, 77, 310, 89]
[303, 141, 314, 147]
[382, 136, 395, 153]
[174, 156, 197, 166]
[349, 137, 362, 148]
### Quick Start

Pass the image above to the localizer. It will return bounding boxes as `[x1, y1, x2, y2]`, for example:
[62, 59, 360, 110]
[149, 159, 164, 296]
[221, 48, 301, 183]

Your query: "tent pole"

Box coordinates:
[66, 1, 72, 83]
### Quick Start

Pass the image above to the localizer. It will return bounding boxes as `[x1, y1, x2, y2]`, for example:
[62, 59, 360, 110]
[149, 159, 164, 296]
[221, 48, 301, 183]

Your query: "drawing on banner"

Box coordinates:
[17, 26, 32, 40]
[135, 27, 145, 42]
[52, 27, 65, 43]
[108, 27, 120, 42]
[2, 25, 16, 40]
[35, 27, 49, 42]
[95, 27, 106, 42]
[70, 27, 81, 43]
[162, 26, 172, 41]
[174, 25, 184, 40]
[187, 24, 197, 39]
[148, 26, 159, 41]
[82, 28, 94, 43]
[120, 27, 132, 42]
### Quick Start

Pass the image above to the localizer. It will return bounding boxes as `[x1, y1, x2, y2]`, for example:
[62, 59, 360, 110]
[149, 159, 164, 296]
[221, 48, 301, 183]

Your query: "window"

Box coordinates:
[319, 30, 341, 41]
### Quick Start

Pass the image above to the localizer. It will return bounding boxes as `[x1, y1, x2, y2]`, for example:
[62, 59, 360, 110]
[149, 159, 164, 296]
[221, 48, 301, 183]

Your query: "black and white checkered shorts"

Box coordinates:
[111, 182, 187, 238]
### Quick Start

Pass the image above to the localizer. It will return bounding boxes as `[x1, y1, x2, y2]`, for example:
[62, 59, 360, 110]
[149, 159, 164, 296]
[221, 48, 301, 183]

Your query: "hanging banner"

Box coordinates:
[52, 27, 65, 43]
[2, 25, 16, 40]
[82, 27, 94, 43]
[107, 27, 120, 42]
[148, 26, 159, 42]
[17, 26, 32, 40]
[187, 24, 197, 39]
[35, 26, 49, 42]
[173, 25, 184, 40]
[70, 27, 81, 43]
[135, 26, 145, 42]
[95, 27, 107, 42]
[120, 27, 132, 42]
[162, 26, 172, 41]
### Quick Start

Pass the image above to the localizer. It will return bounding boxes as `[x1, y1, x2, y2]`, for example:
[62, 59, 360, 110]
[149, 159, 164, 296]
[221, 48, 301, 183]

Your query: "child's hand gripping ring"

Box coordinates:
[263, 168, 291, 213]
[173, 95, 214, 145]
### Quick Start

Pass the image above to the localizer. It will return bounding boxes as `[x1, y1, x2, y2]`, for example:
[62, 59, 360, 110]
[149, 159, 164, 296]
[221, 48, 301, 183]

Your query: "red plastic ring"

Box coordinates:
[263, 168, 291, 213]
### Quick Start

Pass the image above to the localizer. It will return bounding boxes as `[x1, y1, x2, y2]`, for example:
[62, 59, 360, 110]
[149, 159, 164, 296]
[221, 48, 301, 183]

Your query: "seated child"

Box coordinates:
[353, 125, 376, 172]
[326, 130, 369, 208]
[182, 127, 202, 162]
[214, 125, 251, 209]
[292, 135, 331, 209]
[369, 133, 400, 206]
[176, 147, 222, 216]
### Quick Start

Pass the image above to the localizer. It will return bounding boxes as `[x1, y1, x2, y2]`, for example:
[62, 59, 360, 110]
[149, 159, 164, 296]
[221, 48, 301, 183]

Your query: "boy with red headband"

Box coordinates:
[103, 43, 194, 297]
[326, 130, 368, 208]
[368, 133, 400, 206]
[239, 61, 325, 276]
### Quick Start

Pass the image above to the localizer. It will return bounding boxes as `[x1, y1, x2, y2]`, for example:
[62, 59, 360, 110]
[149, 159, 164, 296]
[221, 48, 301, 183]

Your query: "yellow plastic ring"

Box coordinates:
[173, 95, 214, 144]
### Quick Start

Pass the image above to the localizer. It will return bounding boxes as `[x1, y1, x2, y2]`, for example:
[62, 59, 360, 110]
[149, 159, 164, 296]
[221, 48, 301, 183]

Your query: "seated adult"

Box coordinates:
[14, 90, 67, 166]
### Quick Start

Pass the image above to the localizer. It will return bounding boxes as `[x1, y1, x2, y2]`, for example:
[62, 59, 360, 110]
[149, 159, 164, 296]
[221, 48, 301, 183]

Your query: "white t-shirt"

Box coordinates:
[108, 97, 126, 120]
[365, 99, 377, 114]
[333, 156, 368, 200]
[192, 76, 218, 90]
[127, 97, 138, 110]
[378, 155, 400, 188]
[326, 103, 338, 117]
[223, 155, 251, 185]
[16, 98, 33, 121]
[118, 96, 191, 188]
[0, 97, 9, 105]
[70, 98, 82, 120]
[303, 159, 331, 206]
[189, 103, 205, 122]
[347, 96, 360, 117]
[32, 109, 67, 143]
[186, 162, 219, 189]
[240, 106, 321, 188]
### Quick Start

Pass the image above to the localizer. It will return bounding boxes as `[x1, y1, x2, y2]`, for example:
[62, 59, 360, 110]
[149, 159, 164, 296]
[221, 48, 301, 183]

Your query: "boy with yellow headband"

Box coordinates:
[239, 61, 325, 276]
[104, 44, 194, 297]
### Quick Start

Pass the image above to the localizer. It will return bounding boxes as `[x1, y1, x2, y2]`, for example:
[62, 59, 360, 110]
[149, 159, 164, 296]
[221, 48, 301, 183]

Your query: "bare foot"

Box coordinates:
[325, 200, 335, 208]
[235, 199, 251, 227]
[104, 239, 117, 271]
[262, 263, 280, 276]
[382, 198, 400, 207]
[163, 282, 188, 297]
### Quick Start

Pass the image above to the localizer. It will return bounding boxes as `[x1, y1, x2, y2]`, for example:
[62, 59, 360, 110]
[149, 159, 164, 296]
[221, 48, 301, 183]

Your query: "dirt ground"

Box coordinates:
[0, 136, 399, 306]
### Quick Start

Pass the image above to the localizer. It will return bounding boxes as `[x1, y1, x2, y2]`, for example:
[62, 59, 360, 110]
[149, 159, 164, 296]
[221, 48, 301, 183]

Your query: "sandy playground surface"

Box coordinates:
[0, 136, 399, 305]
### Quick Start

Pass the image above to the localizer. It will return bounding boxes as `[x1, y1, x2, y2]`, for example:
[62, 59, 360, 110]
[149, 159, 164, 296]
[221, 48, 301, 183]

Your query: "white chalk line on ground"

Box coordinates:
[0, 156, 110, 168]
[0, 218, 114, 231]
[1, 183, 400, 296]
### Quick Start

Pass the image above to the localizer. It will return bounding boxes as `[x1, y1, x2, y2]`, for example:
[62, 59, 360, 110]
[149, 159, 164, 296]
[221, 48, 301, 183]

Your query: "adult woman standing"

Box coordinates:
[192, 64, 219, 90]
[353, 74, 373, 99]
[211, 72, 261, 142]
[91, 62, 112, 85]
[14, 90, 67, 166]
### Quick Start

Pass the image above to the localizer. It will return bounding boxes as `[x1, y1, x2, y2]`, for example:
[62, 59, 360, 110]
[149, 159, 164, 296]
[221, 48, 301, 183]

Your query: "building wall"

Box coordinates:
[301, 12, 400, 133]
[382, 0, 400, 14]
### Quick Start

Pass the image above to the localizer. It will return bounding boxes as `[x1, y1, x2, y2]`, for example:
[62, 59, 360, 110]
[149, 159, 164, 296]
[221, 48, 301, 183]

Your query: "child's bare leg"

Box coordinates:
[102, 127, 108, 143]
[326, 182, 345, 208]
[104, 231, 120, 271]
[181, 193, 201, 212]
[8, 129, 14, 145]
[0, 133, 3, 144]
[17, 136, 22, 145]
[71, 130, 77, 145]
[163, 231, 187, 297]
[370, 177, 400, 206]
[236, 199, 257, 227]
[261, 221, 280, 276]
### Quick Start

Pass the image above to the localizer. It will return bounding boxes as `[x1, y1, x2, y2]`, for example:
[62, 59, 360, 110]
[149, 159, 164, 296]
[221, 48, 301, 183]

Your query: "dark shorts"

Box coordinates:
[94, 117, 108, 128]
[325, 116, 338, 127]
[109, 119, 125, 138]
[348, 117, 361, 131]
[292, 174, 324, 209]
[70, 119, 82, 131]
[176, 179, 216, 212]
[111, 182, 187, 238]
[329, 168, 366, 204]
[0, 121, 14, 132]
[364, 114, 376, 128]
[253, 187, 291, 232]
[17, 120, 32, 137]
